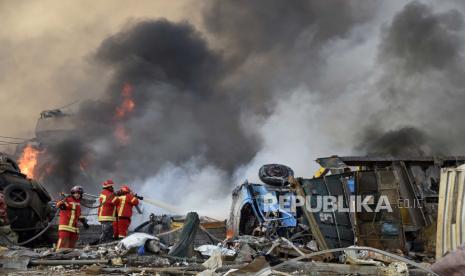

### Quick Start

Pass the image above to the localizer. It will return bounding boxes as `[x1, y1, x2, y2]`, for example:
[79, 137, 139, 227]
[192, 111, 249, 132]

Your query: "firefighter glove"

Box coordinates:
[57, 201, 66, 210]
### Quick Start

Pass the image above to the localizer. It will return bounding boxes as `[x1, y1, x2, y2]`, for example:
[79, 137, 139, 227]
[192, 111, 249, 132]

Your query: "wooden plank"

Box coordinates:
[289, 176, 332, 260]
[278, 262, 382, 275]
[445, 171, 456, 254]
[436, 169, 448, 259]
[456, 170, 465, 247]
[201, 221, 227, 228]
[452, 225, 457, 251]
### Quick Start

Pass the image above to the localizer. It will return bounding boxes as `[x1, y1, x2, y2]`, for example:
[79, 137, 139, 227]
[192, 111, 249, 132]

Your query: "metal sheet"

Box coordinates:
[356, 169, 405, 251]
[300, 176, 355, 249]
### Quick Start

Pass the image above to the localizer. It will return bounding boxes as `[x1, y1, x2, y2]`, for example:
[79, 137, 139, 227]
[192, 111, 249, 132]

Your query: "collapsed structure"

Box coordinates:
[227, 157, 465, 274]
[1, 155, 465, 274]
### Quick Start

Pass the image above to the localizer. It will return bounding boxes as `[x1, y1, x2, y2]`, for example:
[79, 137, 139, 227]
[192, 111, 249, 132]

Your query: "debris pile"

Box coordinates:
[4, 156, 465, 275]
[0, 213, 437, 275]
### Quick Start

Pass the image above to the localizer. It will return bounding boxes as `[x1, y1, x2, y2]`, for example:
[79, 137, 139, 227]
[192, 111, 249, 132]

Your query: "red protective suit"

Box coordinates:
[98, 188, 119, 222]
[113, 193, 139, 238]
[56, 196, 82, 249]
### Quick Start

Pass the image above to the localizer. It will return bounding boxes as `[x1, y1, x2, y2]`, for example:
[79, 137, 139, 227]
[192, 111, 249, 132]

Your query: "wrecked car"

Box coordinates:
[0, 153, 53, 243]
[228, 163, 354, 253]
[228, 164, 297, 239]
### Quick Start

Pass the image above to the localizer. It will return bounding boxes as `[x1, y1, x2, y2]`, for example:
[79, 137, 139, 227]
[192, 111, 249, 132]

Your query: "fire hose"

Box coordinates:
[142, 198, 182, 214]
[80, 201, 104, 209]
[0, 209, 59, 246]
[0, 194, 164, 246]
[70, 193, 144, 212]
[60, 193, 104, 209]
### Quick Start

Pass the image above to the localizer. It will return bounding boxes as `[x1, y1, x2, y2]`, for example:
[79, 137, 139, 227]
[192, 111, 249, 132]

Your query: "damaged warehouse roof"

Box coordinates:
[316, 155, 465, 168]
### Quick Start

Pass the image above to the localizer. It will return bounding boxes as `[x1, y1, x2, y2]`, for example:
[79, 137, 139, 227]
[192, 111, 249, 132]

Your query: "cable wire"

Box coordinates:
[0, 209, 59, 246]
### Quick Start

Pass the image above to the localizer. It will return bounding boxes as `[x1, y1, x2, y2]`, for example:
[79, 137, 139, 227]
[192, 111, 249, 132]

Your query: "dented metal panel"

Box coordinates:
[356, 169, 406, 251]
[299, 175, 355, 249]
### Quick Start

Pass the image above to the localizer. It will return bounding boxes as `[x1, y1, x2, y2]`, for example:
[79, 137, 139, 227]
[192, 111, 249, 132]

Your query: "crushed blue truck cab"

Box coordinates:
[229, 181, 297, 236]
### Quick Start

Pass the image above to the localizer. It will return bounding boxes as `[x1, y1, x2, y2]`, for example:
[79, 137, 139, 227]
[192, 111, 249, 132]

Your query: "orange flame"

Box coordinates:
[18, 145, 40, 179]
[113, 83, 135, 145]
[226, 229, 235, 240]
[114, 83, 135, 120]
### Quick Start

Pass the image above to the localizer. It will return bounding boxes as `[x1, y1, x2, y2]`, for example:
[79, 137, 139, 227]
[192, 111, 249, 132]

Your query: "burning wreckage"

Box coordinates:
[1, 156, 465, 274]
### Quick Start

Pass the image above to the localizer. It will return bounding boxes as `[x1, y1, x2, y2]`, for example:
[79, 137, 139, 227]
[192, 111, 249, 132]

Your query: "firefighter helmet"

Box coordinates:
[102, 179, 114, 188]
[70, 185, 84, 194]
[120, 185, 131, 193]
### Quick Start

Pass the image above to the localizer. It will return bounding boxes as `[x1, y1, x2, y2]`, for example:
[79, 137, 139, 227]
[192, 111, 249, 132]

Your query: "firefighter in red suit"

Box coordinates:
[113, 185, 140, 238]
[56, 186, 89, 249]
[98, 179, 119, 243]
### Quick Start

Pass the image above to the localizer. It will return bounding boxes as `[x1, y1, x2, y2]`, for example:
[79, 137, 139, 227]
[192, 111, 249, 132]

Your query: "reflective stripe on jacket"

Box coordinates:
[98, 189, 119, 222]
[116, 193, 139, 218]
[57, 197, 82, 233]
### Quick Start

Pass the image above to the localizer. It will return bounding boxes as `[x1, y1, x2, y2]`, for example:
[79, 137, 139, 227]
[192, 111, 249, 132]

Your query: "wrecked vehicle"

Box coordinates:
[0, 153, 53, 243]
[314, 155, 464, 256]
[229, 163, 354, 254]
[35, 108, 76, 143]
[229, 156, 465, 260]
[228, 164, 298, 239]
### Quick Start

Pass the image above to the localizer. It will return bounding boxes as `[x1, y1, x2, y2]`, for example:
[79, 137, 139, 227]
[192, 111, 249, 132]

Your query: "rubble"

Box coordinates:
[116, 232, 161, 254]
[195, 244, 236, 257]
[0, 235, 438, 275]
[4, 157, 465, 275]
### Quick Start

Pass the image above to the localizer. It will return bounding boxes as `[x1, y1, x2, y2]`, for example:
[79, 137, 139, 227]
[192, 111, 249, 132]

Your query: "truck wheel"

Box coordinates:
[259, 164, 294, 187]
[4, 184, 32, 208]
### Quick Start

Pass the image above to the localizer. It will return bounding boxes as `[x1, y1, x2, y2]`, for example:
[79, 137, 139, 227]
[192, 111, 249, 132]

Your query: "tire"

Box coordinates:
[259, 164, 294, 187]
[4, 184, 32, 208]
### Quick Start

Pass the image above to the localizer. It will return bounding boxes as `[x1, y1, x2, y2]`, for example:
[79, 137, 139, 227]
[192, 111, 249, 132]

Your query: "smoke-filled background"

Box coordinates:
[1, 0, 465, 218]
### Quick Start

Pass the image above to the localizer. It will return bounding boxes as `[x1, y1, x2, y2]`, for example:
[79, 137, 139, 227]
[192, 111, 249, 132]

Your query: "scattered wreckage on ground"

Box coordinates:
[2, 155, 465, 274]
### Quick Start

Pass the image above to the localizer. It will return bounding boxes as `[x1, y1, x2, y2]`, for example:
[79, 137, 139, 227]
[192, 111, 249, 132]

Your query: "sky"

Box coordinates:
[0, 0, 197, 141]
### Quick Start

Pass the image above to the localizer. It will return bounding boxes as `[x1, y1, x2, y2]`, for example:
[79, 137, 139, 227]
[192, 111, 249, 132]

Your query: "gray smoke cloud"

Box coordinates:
[39, 1, 377, 195]
[358, 1, 465, 156]
[10, 0, 465, 217]
[202, 0, 379, 107]
[356, 126, 445, 156]
[41, 19, 255, 195]
[84, 19, 257, 174]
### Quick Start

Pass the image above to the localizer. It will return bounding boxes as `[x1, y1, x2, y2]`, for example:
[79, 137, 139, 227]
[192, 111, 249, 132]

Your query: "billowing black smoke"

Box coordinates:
[203, 0, 379, 107]
[37, 0, 465, 197]
[356, 126, 447, 157]
[38, 139, 90, 195]
[40, 1, 377, 194]
[357, 1, 465, 156]
[379, 1, 463, 74]
[43, 20, 255, 193]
